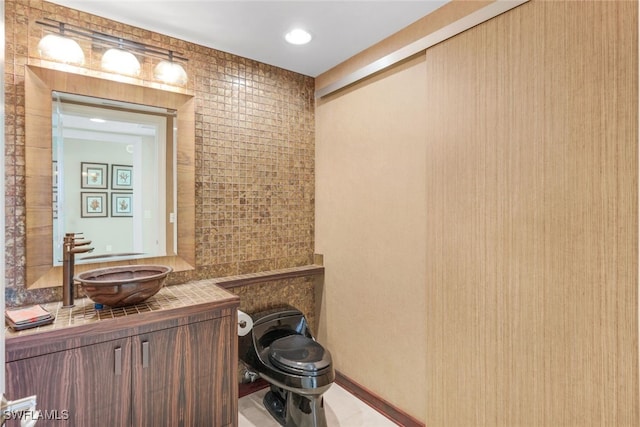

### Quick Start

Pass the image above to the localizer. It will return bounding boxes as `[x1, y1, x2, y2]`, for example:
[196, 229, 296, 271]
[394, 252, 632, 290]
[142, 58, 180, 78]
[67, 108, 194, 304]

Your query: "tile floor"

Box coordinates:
[238, 384, 399, 426]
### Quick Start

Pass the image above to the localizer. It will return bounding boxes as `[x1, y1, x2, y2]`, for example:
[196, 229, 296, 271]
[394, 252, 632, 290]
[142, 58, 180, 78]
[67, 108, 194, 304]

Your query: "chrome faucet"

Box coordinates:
[62, 233, 94, 308]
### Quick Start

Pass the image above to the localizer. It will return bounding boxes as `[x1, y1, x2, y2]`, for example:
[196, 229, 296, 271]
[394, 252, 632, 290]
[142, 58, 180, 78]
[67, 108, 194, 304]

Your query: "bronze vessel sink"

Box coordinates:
[75, 265, 172, 307]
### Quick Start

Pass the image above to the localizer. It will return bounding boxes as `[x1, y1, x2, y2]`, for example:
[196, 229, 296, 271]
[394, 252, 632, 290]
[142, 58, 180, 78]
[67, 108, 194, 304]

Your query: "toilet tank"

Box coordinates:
[238, 306, 312, 363]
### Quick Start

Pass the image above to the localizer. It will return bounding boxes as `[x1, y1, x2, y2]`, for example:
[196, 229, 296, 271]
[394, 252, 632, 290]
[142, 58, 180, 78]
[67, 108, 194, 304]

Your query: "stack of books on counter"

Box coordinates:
[5, 305, 55, 331]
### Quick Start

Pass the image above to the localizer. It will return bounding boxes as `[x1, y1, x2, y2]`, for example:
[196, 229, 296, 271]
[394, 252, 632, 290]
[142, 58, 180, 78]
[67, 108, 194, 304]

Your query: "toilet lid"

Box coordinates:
[268, 335, 332, 375]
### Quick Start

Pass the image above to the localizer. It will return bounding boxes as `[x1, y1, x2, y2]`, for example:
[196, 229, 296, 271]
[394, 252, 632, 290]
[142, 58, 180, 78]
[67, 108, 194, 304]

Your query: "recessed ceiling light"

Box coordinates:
[90, 118, 106, 123]
[285, 28, 312, 45]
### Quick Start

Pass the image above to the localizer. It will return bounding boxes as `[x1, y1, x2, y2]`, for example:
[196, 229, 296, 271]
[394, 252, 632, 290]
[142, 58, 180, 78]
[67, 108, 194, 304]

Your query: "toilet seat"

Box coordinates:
[268, 335, 331, 375]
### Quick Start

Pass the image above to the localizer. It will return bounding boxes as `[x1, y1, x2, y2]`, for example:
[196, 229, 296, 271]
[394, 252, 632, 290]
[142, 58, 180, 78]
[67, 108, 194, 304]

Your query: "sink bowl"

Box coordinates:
[75, 265, 172, 307]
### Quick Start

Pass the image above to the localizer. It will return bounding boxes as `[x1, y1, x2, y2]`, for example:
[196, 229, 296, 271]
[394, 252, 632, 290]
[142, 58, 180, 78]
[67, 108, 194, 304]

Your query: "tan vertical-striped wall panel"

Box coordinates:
[425, 1, 638, 426]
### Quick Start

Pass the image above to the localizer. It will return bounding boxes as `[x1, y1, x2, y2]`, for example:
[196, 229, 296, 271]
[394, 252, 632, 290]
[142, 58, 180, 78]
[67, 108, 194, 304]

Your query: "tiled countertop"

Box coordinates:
[5, 264, 324, 341]
[6, 279, 236, 338]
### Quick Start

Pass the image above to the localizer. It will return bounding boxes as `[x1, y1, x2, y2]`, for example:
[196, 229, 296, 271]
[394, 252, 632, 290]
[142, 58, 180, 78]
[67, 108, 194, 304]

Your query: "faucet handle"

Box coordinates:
[74, 240, 92, 246]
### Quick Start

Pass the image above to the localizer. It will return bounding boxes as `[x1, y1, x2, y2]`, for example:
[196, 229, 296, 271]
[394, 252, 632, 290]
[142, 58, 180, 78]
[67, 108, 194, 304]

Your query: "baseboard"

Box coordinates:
[335, 371, 425, 427]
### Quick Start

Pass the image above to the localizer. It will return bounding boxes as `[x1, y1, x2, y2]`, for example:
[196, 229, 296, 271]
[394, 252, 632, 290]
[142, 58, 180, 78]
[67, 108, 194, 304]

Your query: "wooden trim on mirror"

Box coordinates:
[165, 118, 176, 256]
[25, 65, 195, 289]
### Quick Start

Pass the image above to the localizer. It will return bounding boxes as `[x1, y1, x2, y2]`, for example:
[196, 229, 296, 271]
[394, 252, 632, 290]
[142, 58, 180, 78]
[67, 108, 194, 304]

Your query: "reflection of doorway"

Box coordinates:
[52, 93, 173, 266]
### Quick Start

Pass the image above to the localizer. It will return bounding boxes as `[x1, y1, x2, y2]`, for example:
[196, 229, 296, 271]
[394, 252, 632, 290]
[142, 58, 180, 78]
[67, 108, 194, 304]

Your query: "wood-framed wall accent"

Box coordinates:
[25, 65, 195, 289]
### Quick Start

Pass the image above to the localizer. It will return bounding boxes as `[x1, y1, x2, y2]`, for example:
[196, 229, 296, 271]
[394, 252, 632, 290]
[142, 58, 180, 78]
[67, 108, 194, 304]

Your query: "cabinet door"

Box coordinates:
[5, 338, 132, 426]
[132, 316, 235, 427]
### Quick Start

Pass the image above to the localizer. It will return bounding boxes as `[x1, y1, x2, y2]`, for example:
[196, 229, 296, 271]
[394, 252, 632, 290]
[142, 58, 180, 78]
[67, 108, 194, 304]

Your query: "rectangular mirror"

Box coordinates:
[26, 65, 195, 289]
[52, 93, 174, 266]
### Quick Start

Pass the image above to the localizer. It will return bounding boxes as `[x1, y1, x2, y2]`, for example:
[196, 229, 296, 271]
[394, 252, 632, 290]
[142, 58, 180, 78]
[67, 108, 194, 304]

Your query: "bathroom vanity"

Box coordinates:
[4, 281, 239, 427]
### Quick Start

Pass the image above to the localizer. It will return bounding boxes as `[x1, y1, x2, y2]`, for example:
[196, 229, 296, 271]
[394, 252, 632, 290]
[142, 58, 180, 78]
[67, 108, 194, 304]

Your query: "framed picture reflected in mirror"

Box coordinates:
[81, 192, 108, 218]
[111, 193, 133, 217]
[81, 162, 108, 189]
[112, 164, 133, 190]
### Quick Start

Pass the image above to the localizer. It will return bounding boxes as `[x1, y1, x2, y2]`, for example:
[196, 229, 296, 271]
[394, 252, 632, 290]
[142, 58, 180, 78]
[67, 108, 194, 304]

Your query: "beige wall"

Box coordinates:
[316, 55, 428, 421]
[316, 0, 638, 425]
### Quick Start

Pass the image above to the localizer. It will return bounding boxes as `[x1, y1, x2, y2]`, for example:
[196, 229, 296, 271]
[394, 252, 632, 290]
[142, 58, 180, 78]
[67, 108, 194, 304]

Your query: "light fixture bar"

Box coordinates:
[36, 18, 188, 63]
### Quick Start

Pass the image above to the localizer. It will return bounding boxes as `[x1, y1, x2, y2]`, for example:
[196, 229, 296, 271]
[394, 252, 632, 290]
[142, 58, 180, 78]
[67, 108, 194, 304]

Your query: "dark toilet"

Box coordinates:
[239, 306, 334, 427]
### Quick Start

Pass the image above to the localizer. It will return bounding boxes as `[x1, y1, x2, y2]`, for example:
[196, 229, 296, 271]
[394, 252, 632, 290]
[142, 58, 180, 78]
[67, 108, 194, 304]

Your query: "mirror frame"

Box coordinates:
[25, 65, 195, 289]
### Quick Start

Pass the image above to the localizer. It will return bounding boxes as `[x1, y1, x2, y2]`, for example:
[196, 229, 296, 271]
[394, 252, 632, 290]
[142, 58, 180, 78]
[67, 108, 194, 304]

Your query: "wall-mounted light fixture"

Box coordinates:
[36, 22, 85, 65]
[154, 51, 188, 86]
[101, 46, 141, 76]
[36, 18, 188, 85]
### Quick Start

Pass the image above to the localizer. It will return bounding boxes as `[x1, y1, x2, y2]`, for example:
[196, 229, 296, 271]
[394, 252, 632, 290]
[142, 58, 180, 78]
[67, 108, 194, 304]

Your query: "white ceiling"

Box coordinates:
[46, 0, 448, 77]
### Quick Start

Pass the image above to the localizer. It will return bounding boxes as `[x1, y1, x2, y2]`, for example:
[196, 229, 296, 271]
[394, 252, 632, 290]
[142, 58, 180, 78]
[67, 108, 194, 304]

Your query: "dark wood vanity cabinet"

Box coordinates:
[5, 295, 239, 427]
[6, 337, 132, 426]
[132, 317, 236, 426]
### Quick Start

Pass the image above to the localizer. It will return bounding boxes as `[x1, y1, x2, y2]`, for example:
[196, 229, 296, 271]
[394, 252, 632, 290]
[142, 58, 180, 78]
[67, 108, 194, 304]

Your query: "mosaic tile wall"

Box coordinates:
[4, 0, 316, 306]
[232, 277, 317, 334]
